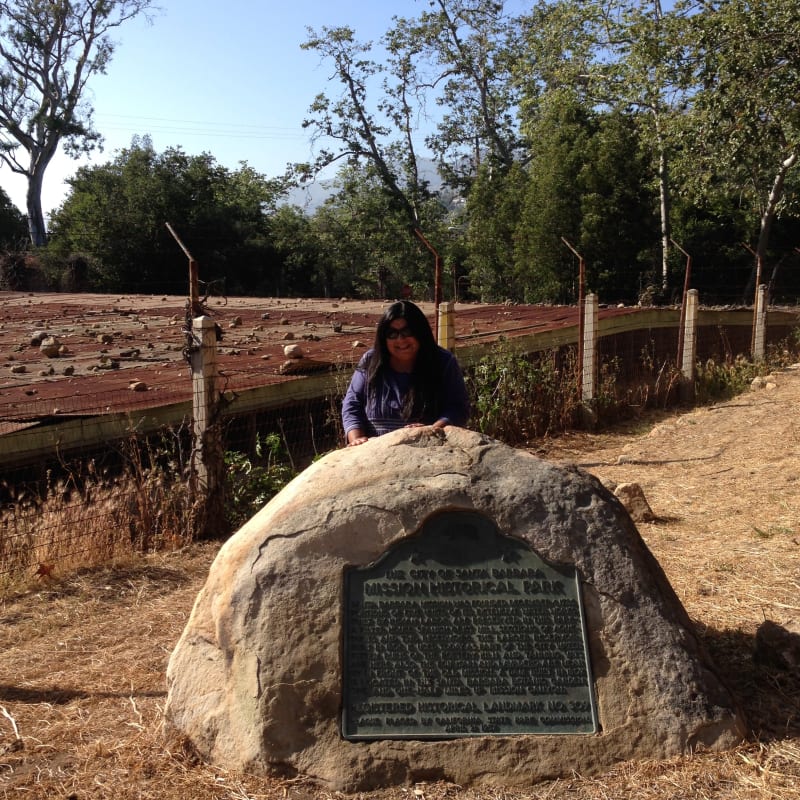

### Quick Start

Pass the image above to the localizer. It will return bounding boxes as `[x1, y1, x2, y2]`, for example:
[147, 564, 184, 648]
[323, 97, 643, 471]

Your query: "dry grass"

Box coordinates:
[0, 437, 196, 595]
[2, 368, 800, 799]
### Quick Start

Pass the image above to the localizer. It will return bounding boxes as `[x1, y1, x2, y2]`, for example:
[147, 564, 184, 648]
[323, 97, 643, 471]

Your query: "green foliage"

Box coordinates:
[12, 0, 800, 303]
[47, 138, 288, 294]
[224, 433, 295, 530]
[464, 163, 527, 302]
[0, 186, 26, 248]
[514, 93, 591, 303]
[694, 356, 763, 404]
[305, 163, 442, 299]
[0, 0, 155, 245]
[465, 340, 581, 444]
[693, 335, 800, 405]
[577, 111, 659, 303]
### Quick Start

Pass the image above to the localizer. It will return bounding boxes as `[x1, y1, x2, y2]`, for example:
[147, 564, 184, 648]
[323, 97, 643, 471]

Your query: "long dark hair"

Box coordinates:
[365, 300, 441, 422]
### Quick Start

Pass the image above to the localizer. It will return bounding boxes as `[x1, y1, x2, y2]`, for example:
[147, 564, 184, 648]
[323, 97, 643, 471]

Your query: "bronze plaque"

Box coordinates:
[342, 509, 597, 739]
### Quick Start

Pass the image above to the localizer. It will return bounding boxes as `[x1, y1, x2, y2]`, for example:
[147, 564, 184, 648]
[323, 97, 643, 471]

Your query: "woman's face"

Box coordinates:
[386, 317, 420, 371]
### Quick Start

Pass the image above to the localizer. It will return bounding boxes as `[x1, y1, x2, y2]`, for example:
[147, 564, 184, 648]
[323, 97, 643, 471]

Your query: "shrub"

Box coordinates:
[224, 432, 295, 530]
[465, 341, 582, 444]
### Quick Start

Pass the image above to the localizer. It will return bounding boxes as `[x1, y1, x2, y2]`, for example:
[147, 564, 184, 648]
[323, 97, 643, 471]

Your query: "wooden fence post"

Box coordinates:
[191, 315, 226, 538]
[680, 289, 699, 402]
[582, 293, 598, 403]
[437, 301, 455, 351]
[752, 284, 767, 361]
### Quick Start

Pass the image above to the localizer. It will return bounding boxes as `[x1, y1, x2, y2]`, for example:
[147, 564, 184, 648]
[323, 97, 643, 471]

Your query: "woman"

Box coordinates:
[341, 300, 470, 446]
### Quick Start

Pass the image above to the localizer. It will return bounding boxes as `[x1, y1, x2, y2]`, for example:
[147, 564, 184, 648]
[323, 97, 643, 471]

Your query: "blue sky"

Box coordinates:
[1, 0, 471, 216]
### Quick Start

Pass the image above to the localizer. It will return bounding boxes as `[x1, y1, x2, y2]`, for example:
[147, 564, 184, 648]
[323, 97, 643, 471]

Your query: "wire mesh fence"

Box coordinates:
[1, 294, 798, 593]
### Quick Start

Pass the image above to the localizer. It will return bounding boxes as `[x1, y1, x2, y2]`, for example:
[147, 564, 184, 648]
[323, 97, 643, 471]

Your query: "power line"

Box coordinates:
[94, 113, 308, 142]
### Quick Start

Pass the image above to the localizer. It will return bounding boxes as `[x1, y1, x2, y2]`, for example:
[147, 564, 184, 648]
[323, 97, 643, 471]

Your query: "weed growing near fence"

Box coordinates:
[465, 341, 584, 444]
[224, 432, 295, 531]
[693, 339, 796, 404]
[465, 332, 800, 446]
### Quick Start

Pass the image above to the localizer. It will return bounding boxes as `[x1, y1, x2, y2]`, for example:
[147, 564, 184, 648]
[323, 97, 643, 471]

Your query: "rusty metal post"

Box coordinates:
[413, 227, 442, 312]
[166, 222, 203, 318]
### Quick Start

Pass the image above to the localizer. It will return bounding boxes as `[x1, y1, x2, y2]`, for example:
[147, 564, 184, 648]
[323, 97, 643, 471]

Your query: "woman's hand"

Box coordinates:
[346, 429, 369, 447]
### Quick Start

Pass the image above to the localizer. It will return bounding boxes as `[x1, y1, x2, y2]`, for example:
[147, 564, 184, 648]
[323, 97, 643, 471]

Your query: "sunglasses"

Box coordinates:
[386, 326, 415, 340]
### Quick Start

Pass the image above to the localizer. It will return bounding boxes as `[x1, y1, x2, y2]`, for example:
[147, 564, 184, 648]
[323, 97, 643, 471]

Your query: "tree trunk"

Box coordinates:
[26, 166, 47, 247]
[654, 113, 671, 292]
[743, 150, 798, 303]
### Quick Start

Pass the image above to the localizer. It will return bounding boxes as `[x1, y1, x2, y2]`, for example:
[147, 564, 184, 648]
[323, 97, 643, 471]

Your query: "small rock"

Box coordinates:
[283, 344, 303, 359]
[96, 333, 113, 345]
[39, 336, 61, 358]
[129, 380, 148, 392]
[282, 331, 295, 341]
[614, 482, 656, 522]
[352, 340, 367, 349]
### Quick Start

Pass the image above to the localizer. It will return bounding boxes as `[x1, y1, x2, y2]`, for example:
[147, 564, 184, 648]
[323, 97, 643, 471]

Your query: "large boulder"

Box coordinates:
[165, 426, 744, 791]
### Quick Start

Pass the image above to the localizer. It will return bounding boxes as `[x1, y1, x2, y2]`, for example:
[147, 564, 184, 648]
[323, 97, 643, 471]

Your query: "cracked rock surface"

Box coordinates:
[165, 426, 744, 791]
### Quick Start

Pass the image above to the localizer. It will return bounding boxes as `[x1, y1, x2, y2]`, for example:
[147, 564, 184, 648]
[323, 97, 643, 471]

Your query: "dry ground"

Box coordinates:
[1, 368, 800, 799]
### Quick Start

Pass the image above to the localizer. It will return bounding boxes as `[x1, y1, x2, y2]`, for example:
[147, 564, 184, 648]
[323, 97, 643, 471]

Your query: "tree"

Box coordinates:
[300, 3, 523, 301]
[514, 92, 591, 303]
[300, 26, 431, 235]
[0, 0, 153, 247]
[48, 139, 286, 294]
[463, 161, 527, 302]
[306, 162, 442, 300]
[390, 0, 525, 191]
[0, 183, 26, 246]
[677, 0, 800, 303]
[577, 110, 659, 302]
[517, 0, 689, 292]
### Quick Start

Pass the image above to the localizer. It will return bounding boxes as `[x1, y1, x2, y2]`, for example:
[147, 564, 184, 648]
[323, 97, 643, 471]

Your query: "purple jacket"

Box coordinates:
[341, 347, 470, 438]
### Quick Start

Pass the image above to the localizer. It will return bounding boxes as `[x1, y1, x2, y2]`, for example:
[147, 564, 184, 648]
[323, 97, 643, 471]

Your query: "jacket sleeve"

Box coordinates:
[436, 350, 470, 427]
[341, 356, 371, 437]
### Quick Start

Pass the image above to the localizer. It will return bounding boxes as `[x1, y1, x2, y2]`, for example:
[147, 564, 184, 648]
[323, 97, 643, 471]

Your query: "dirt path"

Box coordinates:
[1, 368, 799, 799]
[538, 364, 800, 634]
